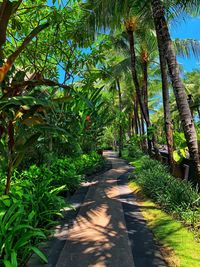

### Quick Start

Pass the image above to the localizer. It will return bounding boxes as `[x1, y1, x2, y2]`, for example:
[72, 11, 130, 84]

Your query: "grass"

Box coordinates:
[129, 181, 200, 267]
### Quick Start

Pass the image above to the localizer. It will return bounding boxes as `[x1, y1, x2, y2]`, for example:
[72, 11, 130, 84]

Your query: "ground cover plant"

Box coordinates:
[123, 141, 200, 266]
[124, 141, 200, 235]
[0, 152, 104, 266]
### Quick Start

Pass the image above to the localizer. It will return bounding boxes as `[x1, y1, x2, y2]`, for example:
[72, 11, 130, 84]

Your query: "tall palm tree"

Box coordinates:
[85, 0, 200, 183]
[151, 0, 200, 185]
[99, 52, 128, 156]
[116, 78, 123, 156]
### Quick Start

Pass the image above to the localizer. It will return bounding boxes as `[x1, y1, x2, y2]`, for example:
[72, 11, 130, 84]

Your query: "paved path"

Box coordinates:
[56, 151, 167, 267]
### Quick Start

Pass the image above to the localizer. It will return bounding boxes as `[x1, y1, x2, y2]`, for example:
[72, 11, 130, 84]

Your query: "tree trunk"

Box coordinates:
[138, 110, 142, 136]
[151, 0, 200, 185]
[116, 78, 123, 157]
[141, 112, 145, 136]
[128, 113, 132, 138]
[197, 107, 200, 120]
[127, 30, 148, 123]
[141, 112, 147, 152]
[142, 61, 149, 119]
[156, 28, 174, 172]
[0, 0, 13, 58]
[0, 22, 49, 83]
[128, 30, 152, 153]
[131, 117, 135, 135]
[134, 95, 139, 135]
[142, 60, 152, 154]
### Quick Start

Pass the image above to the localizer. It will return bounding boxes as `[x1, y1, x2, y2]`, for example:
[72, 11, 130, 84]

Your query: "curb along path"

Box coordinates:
[56, 151, 167, 267]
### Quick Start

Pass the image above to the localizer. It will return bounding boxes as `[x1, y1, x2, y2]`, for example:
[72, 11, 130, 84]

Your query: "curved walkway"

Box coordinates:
[56, 151, 167, 267]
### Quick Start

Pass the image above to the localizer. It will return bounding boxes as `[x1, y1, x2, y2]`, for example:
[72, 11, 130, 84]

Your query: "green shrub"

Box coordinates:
[73, 152, 104, 175]
[126, 145, 200, 232]
[50, 158, 82, 192]
[0, 177, 66, 267]
[0, 198, 48, 267]
[0, 151, 104, 266]
[123, 141, 144, 161]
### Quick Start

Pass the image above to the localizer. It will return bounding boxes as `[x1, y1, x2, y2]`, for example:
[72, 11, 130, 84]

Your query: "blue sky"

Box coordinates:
[170, 16, 200, 72]
[47, 0, 200, 74]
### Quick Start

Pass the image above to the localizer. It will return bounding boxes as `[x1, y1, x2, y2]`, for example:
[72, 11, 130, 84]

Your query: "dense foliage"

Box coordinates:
[124, 141, 200, 238]
[0, 0, 200, 265]
[0, 152, 104, 266]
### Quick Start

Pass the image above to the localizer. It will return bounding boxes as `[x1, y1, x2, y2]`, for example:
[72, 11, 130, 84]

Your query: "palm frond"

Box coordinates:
[174, 38, 200, 59]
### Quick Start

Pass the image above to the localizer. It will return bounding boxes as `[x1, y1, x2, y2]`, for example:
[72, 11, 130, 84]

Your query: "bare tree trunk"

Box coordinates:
[116, 78, 123, 157]
[142, 60, 152, 154]
[140, 112, 147, 152]
[156, 28, 174, 171]
[127, 30, 148, 123]
[128, 32, 157, 156]
[128, 114, 132, 138]
[152, 0, 200, 186]
[138, 111, 142, 136]
[0, 0, 13, 58]
[197, 107, 200, 120]
[141, 112, 145, 136]
[134, 96, 139, 135]
[131, 117, 135, 135]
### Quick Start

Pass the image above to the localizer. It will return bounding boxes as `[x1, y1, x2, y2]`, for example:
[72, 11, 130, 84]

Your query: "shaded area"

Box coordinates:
[56, 153, 134, 267]
[29, 158, 112, 267]
[118, 172, 167, 267]
[30, 151, 168, 267]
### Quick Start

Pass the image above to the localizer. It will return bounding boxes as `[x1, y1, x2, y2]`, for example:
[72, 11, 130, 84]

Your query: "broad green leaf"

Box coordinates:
[180, 148, 186, 158]
[173, 150, 181, 162]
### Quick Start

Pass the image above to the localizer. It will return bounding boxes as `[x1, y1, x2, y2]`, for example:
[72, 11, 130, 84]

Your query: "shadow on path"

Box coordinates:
[118, 171, 167, 267]
[30, 151, 168, 267]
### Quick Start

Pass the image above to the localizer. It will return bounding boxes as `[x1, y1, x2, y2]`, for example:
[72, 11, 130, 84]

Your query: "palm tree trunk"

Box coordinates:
[132, 117, 135, 135]
[127, 30, 148, 124]
[156, 29, 174, 172]
[134, 96, 139, 135]
[128, 114, 132, 138]
[138, 111, 142, 136]
[141, 112, 147, 152]
[142, 60, 152, 154]
[142, 61, 149, 119]
[128, 30, 160, 155]
[197, 107, 200, 120]
[116, 78, 123, 157]
[151, 0, 200, 185]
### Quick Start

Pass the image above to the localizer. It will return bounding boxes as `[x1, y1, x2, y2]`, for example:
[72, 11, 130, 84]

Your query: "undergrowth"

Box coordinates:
[0, 152, 104, 266]
[123, 141, 200, 238]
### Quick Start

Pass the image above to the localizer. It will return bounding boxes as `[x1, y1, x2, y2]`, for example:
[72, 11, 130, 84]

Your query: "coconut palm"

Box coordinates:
[85, 0, 200, 184]
[150, 0, 200, 185]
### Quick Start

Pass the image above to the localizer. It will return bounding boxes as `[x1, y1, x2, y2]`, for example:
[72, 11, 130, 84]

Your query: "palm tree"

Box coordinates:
[85, 0, 200, 183]
[98, 52, 128, 156]
[116, 78, 123, 156]
[151, 0, 200, 185]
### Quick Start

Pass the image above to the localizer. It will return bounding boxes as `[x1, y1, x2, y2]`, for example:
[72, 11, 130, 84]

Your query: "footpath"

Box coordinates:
[30, 151, 167, 267]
